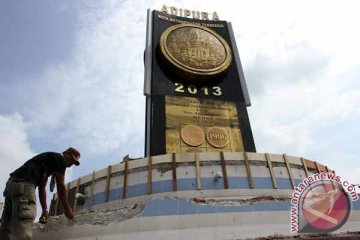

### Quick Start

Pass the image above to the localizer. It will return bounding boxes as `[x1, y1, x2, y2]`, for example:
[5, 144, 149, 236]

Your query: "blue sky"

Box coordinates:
[1, 0, 360, 206]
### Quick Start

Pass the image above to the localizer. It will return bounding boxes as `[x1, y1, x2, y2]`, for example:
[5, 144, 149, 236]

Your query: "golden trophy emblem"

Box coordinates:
[206, 127, 229, 148]
[160, 23, 232, 79]
[180, 124, 205, 147]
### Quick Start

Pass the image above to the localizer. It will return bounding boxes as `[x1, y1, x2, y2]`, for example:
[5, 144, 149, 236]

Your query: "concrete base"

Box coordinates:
[34, 210, 360, 240]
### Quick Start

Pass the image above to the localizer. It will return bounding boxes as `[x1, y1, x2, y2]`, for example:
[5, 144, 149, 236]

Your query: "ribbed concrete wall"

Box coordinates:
[35, 201, 360, 239]
[49, 152, 331, 216]
[37, 152, 360, 239]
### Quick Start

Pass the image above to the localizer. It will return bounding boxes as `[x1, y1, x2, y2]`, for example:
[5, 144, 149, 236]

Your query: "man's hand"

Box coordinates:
[53, 172, 75, 221]
[39, 209, 49, 224]
[64, 207, 74, 221]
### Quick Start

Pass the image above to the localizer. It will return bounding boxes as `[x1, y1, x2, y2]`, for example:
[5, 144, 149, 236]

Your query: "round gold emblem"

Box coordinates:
[180, 124, 205, 147]
[160, 24, 232, 78]
[206, 127, 229, 148]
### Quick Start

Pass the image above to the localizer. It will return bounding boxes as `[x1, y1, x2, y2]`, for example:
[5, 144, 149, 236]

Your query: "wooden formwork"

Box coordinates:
[50, 152, 332, 216]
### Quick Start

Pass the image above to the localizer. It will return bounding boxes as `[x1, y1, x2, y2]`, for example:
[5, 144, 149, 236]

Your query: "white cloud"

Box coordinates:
[248, 48, 360, 182]
[224, 1, 360, 185]
[0, 113, 35, 201]
[2, 0, 359, 186]
[21, 1, 149, 158]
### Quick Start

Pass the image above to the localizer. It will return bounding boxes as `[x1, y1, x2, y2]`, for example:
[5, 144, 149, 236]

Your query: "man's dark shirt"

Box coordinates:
[10, 152, 66, 186]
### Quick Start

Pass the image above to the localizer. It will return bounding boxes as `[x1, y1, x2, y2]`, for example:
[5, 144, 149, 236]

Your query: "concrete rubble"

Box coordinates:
[191, 195, 290, 206]
[35, 204, 144, 232]
[35, 195, 289, 232]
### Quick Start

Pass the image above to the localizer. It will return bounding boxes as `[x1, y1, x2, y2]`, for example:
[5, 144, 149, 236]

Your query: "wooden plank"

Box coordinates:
[283, 154, 296, 188]
[304, 159, 317, 170]
[319, 164, 327, 172]
[73, 178, 81, 213]
[315, 161, 322, 173]
[172, 153, 177, 191]
[104, 165, 112, 202]
[220, 152, 229, 189]
[54, 194, 59, 216]
[314, 162, 329, 189]
[265, 153, 278, 189]
[243, 152, 254, 189]
[301, 157, 309, 177]
[123, 155, 129, 199]
[77, 174, 93, 185]
[147, 157, 152, 194]
[88, 171, 96, 211]
[195, 153, 201, 190]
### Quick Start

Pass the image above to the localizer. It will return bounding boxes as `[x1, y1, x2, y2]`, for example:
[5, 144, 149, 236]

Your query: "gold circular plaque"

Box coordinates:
[180, 124, 205, 147]
[206, 127, 229, 148]
[160, 24, 232, 78]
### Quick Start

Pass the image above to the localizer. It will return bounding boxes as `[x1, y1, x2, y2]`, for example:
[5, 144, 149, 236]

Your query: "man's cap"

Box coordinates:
[65, 147, 81, 166]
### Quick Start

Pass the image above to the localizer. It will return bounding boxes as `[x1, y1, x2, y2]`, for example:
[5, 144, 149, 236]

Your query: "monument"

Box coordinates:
[144, 6, 255, 156]
[37, 6, 360, 239]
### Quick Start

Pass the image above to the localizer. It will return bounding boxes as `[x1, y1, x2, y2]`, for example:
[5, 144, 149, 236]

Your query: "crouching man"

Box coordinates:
[0, 147, 81, 240]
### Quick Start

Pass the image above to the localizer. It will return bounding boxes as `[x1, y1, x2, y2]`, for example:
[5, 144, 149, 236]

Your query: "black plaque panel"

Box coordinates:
[145, 10, 256, 156]
[151, 10, 245, 103]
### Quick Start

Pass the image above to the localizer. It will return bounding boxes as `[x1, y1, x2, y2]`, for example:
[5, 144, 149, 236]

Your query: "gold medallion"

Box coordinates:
[206, 127, 229, 148]
[160, 24, 232, 78]
[180, 124, 205, 147]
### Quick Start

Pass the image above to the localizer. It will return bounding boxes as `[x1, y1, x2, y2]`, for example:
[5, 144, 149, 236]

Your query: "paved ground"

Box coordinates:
[253, 231, 360, 239]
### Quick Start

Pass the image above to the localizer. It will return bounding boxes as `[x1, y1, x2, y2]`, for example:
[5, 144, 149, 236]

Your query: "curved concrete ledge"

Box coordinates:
[35, 206, 360, 240]
[49, 152, 332, 216]
[37, 152, 360, 239]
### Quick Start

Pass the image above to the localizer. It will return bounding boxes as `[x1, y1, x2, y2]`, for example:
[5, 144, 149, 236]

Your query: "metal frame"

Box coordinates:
[143, 9, 153, 96]
[144, 9, 153, 157]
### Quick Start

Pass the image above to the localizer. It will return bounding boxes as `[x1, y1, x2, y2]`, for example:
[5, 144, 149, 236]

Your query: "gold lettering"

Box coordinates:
[170, 7, 178, 16]
[192, 10, 200, 19]
[201, 12, 209, 20]
[160, 6, 220, 21]
[161, 4, 168, 14]
[212, 86, 222, 96]
[187, 48, 211, 61]
[201, 49, 209, 60]
[210, 133, 227, 140]
[201, 23, 224, 28]
[158, 14, 169, 21]
[212, 11, 219, 21]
